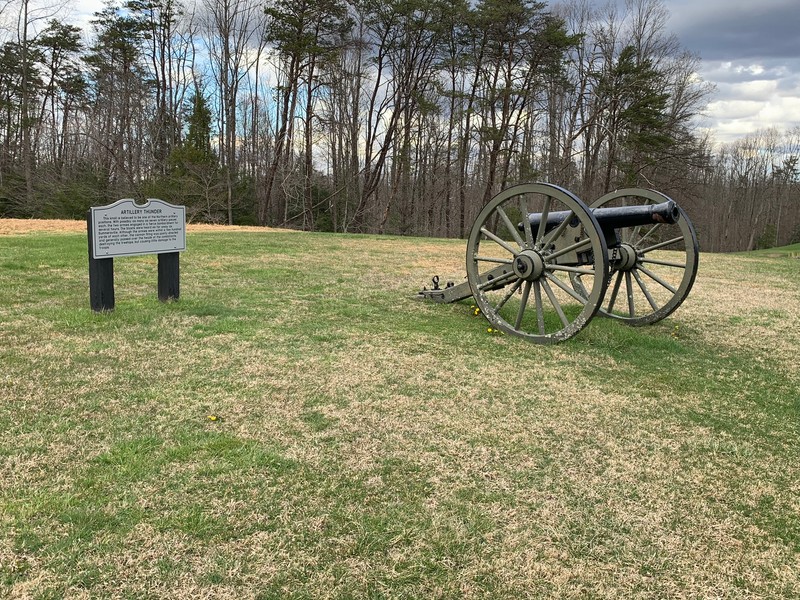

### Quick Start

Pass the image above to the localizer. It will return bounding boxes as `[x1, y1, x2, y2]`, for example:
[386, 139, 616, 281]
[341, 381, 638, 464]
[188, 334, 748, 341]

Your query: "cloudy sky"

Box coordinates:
[71, 0, 798, 145]
[662, 0, 800, 143]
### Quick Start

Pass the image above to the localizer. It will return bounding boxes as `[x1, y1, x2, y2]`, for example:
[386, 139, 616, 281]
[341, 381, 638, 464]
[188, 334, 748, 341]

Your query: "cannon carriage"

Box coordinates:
[418, 183, 699, 343]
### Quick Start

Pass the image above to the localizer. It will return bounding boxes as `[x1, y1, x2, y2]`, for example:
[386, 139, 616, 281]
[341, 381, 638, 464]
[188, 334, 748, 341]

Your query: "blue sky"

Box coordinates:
[72, 0, 799, 145]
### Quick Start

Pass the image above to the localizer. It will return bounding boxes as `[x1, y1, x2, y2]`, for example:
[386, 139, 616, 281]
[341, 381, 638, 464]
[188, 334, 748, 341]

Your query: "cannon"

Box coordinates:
[418, 183, 699, 343]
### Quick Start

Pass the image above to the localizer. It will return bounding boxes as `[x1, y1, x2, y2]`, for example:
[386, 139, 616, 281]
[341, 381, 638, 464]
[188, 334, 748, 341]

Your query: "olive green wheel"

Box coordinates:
[466, 183, 609, 343]
[573, 188, 699, 325]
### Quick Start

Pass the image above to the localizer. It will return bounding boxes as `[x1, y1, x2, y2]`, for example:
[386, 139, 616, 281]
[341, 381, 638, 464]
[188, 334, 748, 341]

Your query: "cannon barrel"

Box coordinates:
[524, 200, 679, 232]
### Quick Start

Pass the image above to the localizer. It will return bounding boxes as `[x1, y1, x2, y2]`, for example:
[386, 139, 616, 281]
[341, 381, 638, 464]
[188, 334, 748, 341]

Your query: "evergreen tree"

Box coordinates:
[185, 89, 213, 161]
[597, 44, 672, 189]
[168, 87, 224, 221]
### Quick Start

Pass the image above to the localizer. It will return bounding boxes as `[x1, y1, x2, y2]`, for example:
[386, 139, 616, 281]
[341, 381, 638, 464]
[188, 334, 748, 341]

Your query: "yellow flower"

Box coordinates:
[207, 415, 218, 421]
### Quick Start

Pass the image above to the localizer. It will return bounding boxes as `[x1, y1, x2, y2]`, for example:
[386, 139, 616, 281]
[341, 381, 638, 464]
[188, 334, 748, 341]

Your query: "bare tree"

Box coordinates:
[128, 0, 194, 174]
[203, 0, 263, 224]
[262, 0, 349, 229]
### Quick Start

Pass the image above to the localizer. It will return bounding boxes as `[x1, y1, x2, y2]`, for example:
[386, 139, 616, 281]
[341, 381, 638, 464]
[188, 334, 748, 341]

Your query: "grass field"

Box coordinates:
[1, 219, 799, 599]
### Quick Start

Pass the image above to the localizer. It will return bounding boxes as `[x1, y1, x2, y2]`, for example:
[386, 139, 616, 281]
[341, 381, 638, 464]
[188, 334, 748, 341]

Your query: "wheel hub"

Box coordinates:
[513, 249, 545, 281]
[614, 243, 639, 271]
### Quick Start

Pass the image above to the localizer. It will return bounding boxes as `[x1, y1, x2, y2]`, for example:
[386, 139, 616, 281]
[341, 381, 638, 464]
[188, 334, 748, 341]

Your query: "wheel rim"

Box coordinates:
[466, 183, 609, 343]
[573, 188, 699, 326]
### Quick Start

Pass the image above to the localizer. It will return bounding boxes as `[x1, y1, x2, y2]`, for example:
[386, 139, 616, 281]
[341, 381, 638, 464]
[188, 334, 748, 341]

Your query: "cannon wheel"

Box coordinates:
[466, 183, 609, 343]
[573, 188, 699, 326]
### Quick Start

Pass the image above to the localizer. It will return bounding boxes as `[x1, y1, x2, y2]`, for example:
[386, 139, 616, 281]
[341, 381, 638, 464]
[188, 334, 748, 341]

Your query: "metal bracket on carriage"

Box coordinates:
[416, 275, 465, 303]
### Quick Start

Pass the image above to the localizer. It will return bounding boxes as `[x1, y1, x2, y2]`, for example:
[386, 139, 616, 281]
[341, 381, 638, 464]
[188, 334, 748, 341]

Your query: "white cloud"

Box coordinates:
[760, 96, 800, 125]
[704, 94, 800, 144]
[731, 80, 778, 101]
[68, 0, 105, 30]
[706, 99, 764, 121]
[695, 58, 800, 143]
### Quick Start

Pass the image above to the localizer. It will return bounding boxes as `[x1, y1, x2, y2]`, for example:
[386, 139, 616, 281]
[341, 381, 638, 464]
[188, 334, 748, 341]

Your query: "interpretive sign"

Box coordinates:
[90, 198, 186, 259]
[87, 199, 186, 312]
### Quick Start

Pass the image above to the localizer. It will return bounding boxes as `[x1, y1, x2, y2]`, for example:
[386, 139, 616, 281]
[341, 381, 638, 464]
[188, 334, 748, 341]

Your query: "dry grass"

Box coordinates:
[1, 219, 798, 598]
[679, 253, 800, 372]
[0, 217, 294, 236]
[0, 218, 87, 235]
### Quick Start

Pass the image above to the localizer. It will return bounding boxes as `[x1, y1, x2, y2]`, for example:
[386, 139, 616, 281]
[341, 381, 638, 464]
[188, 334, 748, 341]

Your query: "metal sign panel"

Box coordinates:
[90, 198, 186, 259]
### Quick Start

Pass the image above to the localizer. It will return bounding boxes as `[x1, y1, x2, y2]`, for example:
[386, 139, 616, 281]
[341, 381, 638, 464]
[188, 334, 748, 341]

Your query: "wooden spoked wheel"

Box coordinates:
[466, 183, 609, 343]
[572, 188, 699, 326]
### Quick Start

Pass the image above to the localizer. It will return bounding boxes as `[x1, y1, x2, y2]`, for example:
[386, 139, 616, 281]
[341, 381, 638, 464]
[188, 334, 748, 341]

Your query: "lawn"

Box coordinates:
[1, 220, 799, 598]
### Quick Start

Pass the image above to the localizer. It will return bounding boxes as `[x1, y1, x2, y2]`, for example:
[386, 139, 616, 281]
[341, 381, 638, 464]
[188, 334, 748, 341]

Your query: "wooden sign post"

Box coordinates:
[87, 199, 186, 312]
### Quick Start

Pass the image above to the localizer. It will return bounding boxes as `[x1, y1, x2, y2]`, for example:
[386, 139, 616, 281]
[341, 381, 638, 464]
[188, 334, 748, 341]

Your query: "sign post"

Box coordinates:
[87, 199, 186, 312]
[87, 218, 115, 311]
[158, 252, 180, 302]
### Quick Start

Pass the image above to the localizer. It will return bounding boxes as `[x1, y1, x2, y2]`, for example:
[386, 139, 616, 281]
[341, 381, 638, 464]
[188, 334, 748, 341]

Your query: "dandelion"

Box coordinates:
[207, 415, 219, 422]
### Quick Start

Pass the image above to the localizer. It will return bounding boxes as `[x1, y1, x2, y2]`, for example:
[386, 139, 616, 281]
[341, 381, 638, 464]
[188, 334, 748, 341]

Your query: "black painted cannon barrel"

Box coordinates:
[523, 200, 680, 233]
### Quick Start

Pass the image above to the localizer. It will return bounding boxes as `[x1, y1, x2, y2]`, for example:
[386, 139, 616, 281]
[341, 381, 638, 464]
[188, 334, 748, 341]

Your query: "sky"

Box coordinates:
[662, 0, 800, 143]
[70, 0, 799, 146]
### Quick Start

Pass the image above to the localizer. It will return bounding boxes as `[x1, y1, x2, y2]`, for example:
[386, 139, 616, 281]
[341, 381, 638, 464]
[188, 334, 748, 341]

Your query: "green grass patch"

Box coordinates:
[1, 226, 799, 597]
[742, 242, 800, 258]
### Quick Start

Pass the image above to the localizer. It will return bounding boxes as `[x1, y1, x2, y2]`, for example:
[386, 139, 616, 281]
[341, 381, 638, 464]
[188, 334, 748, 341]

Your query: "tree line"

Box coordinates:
[0, 0, 798, 251]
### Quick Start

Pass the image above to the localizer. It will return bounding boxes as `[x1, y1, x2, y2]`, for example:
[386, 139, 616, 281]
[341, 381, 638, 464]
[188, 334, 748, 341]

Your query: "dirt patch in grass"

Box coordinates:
[0, 218, 298, 236]
[0, 218, 88, 235]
